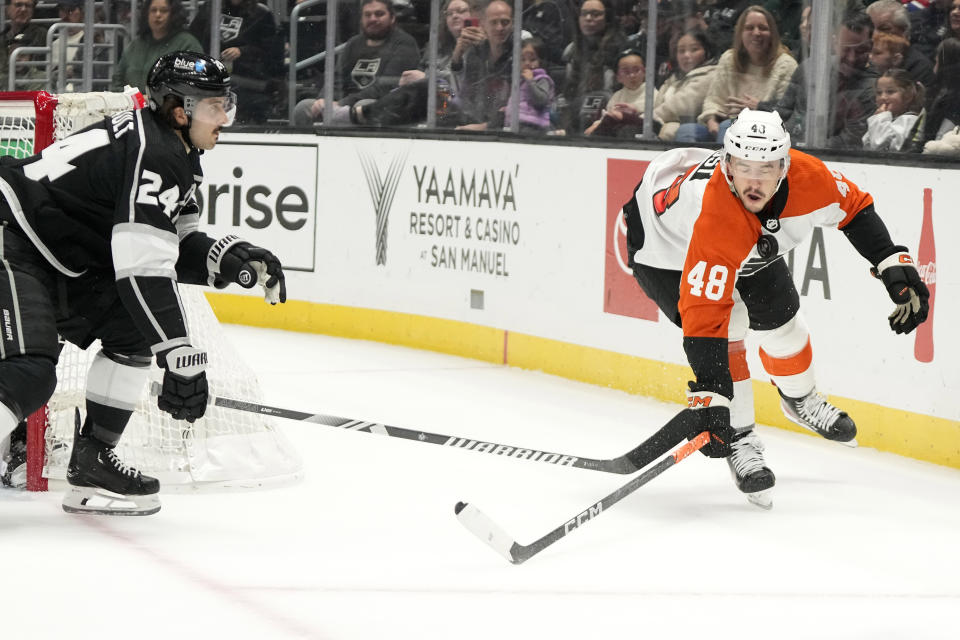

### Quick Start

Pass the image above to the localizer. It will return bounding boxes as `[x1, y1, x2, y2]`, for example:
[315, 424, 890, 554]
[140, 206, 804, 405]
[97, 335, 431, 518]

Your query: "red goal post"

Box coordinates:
[0, 90, 302, 492]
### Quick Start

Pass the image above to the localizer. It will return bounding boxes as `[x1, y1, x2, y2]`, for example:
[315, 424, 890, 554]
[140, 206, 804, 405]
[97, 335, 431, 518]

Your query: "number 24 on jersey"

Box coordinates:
[687, 261, 728, 300]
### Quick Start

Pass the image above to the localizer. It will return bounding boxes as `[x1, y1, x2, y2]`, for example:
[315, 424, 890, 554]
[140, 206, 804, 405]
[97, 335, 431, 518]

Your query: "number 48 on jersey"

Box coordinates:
[687, 261, 729, 300]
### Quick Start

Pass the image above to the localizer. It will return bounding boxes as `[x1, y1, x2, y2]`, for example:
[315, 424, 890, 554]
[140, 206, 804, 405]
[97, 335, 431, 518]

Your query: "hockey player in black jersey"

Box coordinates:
[0, 51, 287, 515]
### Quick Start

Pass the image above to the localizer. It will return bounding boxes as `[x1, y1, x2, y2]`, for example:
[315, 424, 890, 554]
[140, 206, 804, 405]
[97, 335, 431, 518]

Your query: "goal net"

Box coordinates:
[0, 90, 303, 492]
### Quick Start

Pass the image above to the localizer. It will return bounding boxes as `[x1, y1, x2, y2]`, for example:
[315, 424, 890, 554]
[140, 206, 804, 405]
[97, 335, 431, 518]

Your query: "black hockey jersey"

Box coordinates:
[0, 107, 216, 355]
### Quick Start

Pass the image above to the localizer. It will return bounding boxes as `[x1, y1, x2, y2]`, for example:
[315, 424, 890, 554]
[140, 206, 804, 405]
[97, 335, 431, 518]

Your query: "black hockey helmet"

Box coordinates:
[146, 51, 236, 125]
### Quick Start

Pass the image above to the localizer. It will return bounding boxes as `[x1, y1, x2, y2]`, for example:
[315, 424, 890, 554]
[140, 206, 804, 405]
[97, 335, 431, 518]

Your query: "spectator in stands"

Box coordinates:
[681, 5, 796, 143]
[694, 0, 753, 53]
[909, 0, 951, 60]
[189, 0, 282, 124]
[760, 11, 877, 148]
[866, 0, 935, 89]
[913, 36, 960, 148]
[1, 0, 46, 89]
[522, 0, 575, 67]
[584, 47, 654, 136]
[49, 0, 85, 85]
[762, 0, 804, 55]
[331, 0, 476, 127]
[561, 0, 627, 133]
[504, 36, 556, 133]
[653, 28, 718, 141]
[791, 1, 812, 60]
[452, 0, 514, 131]
[863, 67, 925, 149]
[870, 30, 912, 73]
[111, 0, 203, 91]
[293, 0, 420, 126]
[935, 0, 960, 41]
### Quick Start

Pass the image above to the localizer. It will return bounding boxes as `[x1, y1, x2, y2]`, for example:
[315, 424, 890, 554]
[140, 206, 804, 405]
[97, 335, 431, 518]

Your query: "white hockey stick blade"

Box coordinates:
[455, 501, 520, 564]
[62, 486, 161, 516]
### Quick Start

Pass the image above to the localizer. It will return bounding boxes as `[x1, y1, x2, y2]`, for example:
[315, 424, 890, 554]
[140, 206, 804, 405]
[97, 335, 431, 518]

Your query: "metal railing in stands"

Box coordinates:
[287, 0, 337, 125]
[8, 22, 128, 91]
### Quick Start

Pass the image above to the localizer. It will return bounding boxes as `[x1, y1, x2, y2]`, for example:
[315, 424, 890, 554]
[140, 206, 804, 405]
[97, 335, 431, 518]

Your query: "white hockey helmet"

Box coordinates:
[720, 108, 791, 191]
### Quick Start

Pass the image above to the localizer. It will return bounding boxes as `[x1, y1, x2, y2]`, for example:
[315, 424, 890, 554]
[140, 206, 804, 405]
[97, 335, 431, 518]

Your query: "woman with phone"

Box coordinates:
[452, 12, 486, 68]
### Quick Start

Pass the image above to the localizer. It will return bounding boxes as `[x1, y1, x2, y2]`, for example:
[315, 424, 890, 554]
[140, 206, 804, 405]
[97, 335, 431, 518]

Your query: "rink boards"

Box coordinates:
[196, 133, 959, 469]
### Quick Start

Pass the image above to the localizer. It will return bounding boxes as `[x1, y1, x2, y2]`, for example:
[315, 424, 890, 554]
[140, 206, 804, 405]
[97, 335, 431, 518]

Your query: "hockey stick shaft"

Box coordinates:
[151, 382, 694, 474]
[455, 431, 710, 565]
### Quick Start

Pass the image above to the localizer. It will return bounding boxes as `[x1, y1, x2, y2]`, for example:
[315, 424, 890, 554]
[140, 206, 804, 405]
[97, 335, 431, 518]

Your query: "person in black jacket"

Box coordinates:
[190, 0, 283, 123]
[292, 0, 420, 126]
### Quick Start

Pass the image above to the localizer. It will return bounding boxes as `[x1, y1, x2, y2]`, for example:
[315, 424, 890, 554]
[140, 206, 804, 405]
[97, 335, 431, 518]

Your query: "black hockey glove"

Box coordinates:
[157, 346, 209, 423]
[873, 250, 929, 335]
[207, 235, 287, 304]
[685, 383, 735, 458]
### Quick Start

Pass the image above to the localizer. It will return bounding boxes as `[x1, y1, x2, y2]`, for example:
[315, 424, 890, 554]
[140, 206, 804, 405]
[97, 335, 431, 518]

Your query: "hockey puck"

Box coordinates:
[454, 501, 467, 515]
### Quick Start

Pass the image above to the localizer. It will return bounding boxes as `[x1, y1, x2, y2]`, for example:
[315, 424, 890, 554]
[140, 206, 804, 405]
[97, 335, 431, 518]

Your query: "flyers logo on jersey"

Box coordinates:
[652, 165, 696, 215]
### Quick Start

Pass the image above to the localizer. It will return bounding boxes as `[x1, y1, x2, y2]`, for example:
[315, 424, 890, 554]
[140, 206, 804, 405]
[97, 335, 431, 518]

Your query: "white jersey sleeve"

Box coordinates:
[630, 147, 721, 271]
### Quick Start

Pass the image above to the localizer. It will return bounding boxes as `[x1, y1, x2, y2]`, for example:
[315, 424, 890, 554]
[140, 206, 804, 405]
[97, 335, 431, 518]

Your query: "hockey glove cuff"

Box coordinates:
[207, 235, 287, 304]
[156, 346, 209, 423]
[874, 250, 929, 335]
[685, 385, 734, 458]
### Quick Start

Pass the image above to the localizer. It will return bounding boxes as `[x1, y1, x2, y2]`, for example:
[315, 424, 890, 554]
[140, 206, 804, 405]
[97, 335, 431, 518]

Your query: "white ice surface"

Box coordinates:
[3, 325, 959, 640]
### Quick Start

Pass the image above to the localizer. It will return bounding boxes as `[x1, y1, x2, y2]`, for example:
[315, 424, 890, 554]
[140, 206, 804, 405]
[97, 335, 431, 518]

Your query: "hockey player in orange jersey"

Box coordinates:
[622, 108, 929, 508]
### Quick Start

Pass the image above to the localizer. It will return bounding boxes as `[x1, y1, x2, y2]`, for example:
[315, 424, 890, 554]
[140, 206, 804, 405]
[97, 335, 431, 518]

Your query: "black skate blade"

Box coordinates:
[62, 487, 160, 516]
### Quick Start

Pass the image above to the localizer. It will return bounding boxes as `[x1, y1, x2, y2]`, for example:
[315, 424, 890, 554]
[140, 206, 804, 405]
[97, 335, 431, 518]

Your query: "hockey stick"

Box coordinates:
[149, 383, 695, 475]
[455, 431, 710, 565]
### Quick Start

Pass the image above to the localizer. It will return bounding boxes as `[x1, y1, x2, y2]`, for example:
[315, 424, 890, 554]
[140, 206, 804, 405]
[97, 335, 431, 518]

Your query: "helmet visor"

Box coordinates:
[186, 91, 237, 127]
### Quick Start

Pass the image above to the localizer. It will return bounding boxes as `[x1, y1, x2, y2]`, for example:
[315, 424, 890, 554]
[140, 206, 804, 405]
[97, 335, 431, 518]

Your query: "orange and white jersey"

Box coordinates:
[629, 147, 874, 341]
[629, 147, 720, 271]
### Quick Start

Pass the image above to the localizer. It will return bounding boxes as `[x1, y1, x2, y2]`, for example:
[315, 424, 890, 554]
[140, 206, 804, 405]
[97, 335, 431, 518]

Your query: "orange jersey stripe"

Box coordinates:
[759, 338, 813, 377]
[728, 340, 750, 382]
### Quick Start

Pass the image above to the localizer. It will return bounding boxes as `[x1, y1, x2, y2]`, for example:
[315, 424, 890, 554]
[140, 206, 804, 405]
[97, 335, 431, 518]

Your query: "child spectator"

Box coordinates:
[863, 68, 925, 149]
[584, 48, 655, 137]
[869, 31, 911, 74]
[654, 28, 718, 141]
[504, 36, 556, 133]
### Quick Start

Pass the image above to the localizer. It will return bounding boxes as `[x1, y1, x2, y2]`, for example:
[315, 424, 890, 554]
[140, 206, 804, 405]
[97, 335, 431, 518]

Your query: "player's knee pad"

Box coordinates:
[0, 355, 57, 424]
[85, 348, 152, 410]
[756, 314, 815, 398]
[728, 340, 755, 431]
[83, 349, 151, 446]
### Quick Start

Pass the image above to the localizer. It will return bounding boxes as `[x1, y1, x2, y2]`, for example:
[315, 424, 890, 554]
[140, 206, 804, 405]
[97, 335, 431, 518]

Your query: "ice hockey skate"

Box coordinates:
[726, 429, 775, 510]
[779, 387, 857, 446]
[62, 411, 160, 516]
[1, 421, 27, 488]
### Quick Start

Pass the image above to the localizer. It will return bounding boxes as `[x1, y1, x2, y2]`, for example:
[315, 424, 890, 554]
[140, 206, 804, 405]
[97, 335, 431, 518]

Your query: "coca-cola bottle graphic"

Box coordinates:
[915, 188, 935, 362]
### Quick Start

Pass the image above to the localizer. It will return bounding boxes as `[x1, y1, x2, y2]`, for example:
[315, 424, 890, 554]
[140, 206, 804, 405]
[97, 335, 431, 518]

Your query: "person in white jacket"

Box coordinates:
[679, 6, 797, 143]
[862, 68, 924, 151]
[653, 29, 718, 141]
